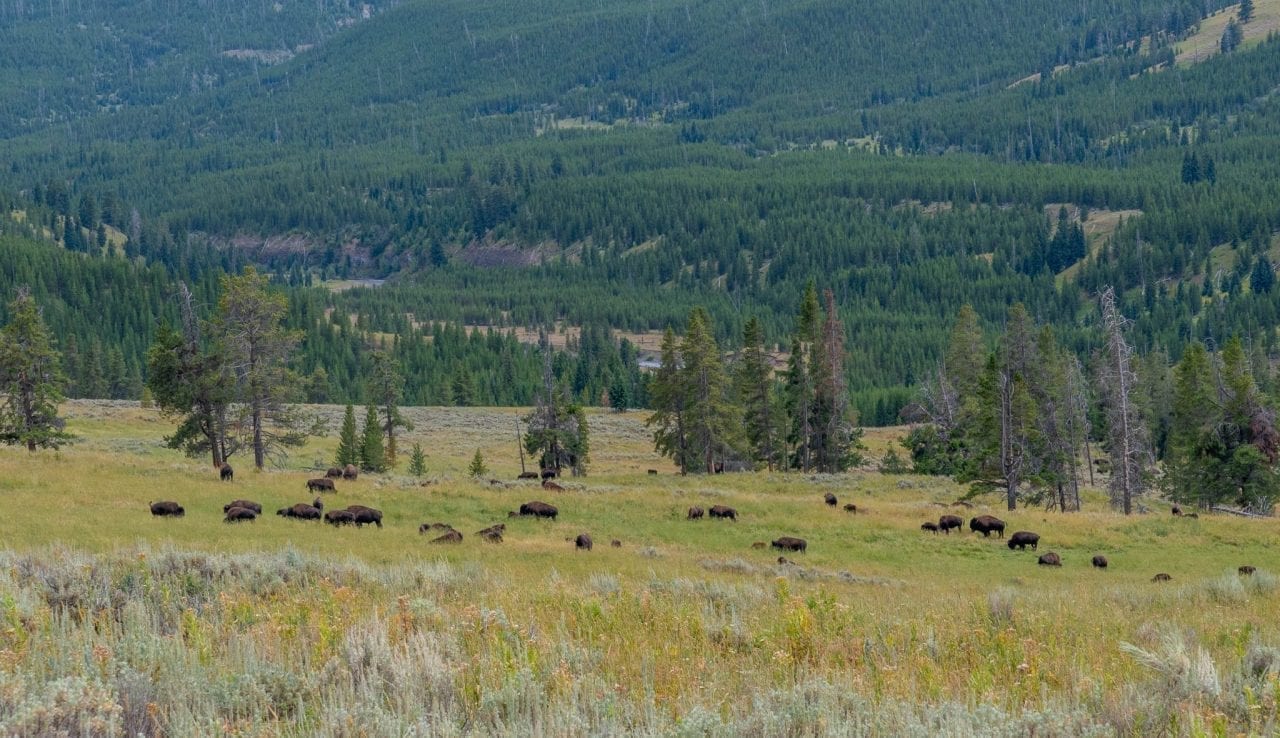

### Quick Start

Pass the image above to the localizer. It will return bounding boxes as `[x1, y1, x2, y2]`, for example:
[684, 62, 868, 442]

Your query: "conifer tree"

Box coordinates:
[735, 316, 779, 469]
[335, 404, 359, 467]
[408, 442, 427, 476]
[680, 308, 741, 473]
[359, 404, 385, 472]
[367, 349, 413, 466]
[0, 288, 74, 451]
[468, 449, 488, 478]
[1098, 288, 1151, 514]
[647, 327, 691, 474]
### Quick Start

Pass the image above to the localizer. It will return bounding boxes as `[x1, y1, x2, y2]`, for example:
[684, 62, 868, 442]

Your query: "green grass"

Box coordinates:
[0, 401, 1278, 735]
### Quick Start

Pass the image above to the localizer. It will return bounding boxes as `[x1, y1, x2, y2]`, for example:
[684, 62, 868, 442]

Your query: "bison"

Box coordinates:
[342, 464, 358, 481]
[516, 501, 558, 520]
[611, 539, 622, 548]
[542, 480, 565, 492]
[1007, 531, 1040, 551]
[921, 522, 940, 533]
[219, 463, 234, 481]
[575, 533, 593, 551]
[223, 499, 262, 515]
[1092, 555, 1109, 569]
[344, 505, 382, 528]
[771, 536, 807, 553]
[278, 503, 322, 520]
[843, 503, 858, 514]
[1151, 572, 1172, 582]
[647, 469, 658, 475]
[1239, 565, 1256, 575]
[517, 471, 540, 480]
[477, 525, 504, 543]
[824, 492, 837, 507]
[1171, 505, 1182, 516]
[430, 529, 463, 544]
[708, 505, 737, 521]
[223, 506, 257, 523]
[325, 467, 343, 478]
[541, 468, 558, 480]
[324, 510, 356, 526]
[149, 501, 184, 517]
[687, 506, 705, 520]
[306, 478, 336, 493]
[969, 515, 1006, 538]
[777, 556, 794, 565]
[1037, 552, 1062, 566]
[938, 514, 963, 534]
[419, 522, 453, 534]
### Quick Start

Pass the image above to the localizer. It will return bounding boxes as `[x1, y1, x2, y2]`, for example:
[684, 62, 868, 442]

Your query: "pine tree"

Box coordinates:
[1098, 288, 1151, 514]
[1251, 257, 1275, 294]
[1240, 0, 1254, 22]
[0, 288, 74, 451]
[679, 308, 741, 473]
[646, 327, 691, 474]
[367, 349, 413, 466]
[468, 448, 488, 478]
[809, 290, 861, 472]
[735, 316, 779, 469]
[408, 442, 427, 476]
[525, 336, 590, 476]
[359, 404, 385, 472]
[335, 404, 359, 467]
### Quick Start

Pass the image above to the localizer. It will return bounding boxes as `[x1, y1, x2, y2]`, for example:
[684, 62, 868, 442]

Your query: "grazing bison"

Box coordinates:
[777, 556, 793, 566]
[1092, 555, 1109, 569]
[344, 505, 383, 528]
[223, 499, 262, 514]
[938, 515, 963, 534]
[477, 525, 504, 543]
[1151, 573, 1172, 582]
[969, 515, 1006, 538]
[611, 539, 621, 548]
[149, 501, 184, 517]
[516, 501, 558, 520]
[843, 503, 858, 514]
[325, 510, 356, 526]
[751, 541, 767, 549]
[771, 537, 807, 553]
[277, 503, 322, 520]
[306, 478, 336, 493]
[219, 463, 234, 481]
[1171, 505, 1183, 516]
[431, 529, 463, 544]
[1007, 531, 1040, 551]
[708, 505, 737, 521]
[824, 492, 837, 507]
[342, 464, 359, 481]
[1239, 565, 1256, 575]
[325, 467, 343, 478]
[517, 471, 539, 480]
[542, 480, 565, 492]
[541, 468, 558, 480]
[1037, 552, 1062, 566]
[687, 506, 705, 520]
[575, 533, 593, 551]
[223, 506, 257, 523]
[921, 522, 940, 533]
[647, 469, 658, 475]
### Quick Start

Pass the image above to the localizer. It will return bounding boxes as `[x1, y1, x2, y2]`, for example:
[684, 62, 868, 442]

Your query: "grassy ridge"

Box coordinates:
[0, 402, 1278, 734]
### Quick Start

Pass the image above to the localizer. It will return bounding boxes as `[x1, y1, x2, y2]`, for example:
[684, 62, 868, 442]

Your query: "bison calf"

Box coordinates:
[938, 514, 963, 534]
[1151, 572, 1173, 582]
[1037, 552, 1062, 566]
[1239, 565, 1256, 575]
[430, 529, 463, 544]
[1007, 531, 1040, 551]
[542, 480, 565, 492]
[921, 522, 940, 533]
[687, 506, 704, 520]
[149, 501, 184, 517]
[843, 503, 858, 514]
[325, 510, 356, 526]
[575, 533, 593, 551]
[1092, 555, 1109, 569]
[771, 536, 807, 553]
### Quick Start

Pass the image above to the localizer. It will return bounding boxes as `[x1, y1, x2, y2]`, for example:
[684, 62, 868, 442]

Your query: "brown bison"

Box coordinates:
[325, 467, 343, 478]
[771, 537, 807, 553]
[342, 464, 359, 481]
[223, 499, 262, 515]
[344, 505, 382, 528]
[1239, 565, 1257, 575]
[824, 492, 837, 506]
[219, 463, 234, 481]
[647, 469, 658, 475]
[278, 503, 322, 520]
[477, 525, 504, 543]
[1007, 531, 1040, 551]
[149, 501, 184, 517]
[969, 515, 1006, 538]
[938, 515, 963, 534]
[1151, 572, 1172, 582]
[223, 506, 257, 523]
[517, 471, 540, 480]
[516, 501, 558, 520]
[306, 478, 336, 493]
[921, 522, 940, 533]
[709, 505, 737, 521]
[777, 556, 793, 565]
[542, 480, 565, 492]
[541, 468, 558, 480]
[1092, 555, 1109, 569]
[1171, 505, 1182, 516]
[687, 506, 705, 520]
[843, 503, 858, 513]
[325, 510, 356, 526]
[419, 522, 453, 534]
[611, 539, 622, 548]
[575, 533, 593, 551]
[1037, 552, 1062, 566]
[430, 529, 463, 544]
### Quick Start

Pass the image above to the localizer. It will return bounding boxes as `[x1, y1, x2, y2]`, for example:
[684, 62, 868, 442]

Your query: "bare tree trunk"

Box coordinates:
[1099, 287, 1150, 514]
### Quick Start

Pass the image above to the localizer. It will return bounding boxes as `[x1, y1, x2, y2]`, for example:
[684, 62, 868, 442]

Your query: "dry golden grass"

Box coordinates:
[0, 401, 1278, 734]
[1175, 0, 1280, 65]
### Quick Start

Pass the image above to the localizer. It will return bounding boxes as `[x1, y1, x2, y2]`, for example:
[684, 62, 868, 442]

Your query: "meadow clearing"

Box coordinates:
[0, 401, 1277, 736]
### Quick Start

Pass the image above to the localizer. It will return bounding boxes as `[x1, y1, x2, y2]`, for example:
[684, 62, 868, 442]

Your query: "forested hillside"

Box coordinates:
[3, 0, 1280, 423]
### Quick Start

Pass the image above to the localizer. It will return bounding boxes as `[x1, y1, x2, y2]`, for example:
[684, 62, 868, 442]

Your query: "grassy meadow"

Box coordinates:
[0, 401, 1278, 736]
